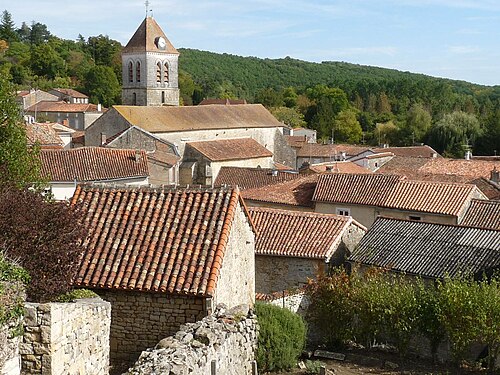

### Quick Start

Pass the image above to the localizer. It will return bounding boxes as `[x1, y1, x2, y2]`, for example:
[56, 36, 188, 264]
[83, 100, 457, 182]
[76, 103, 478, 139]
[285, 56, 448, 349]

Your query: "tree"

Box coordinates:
[0, 74, 40, 186]
[85, 34, 122, 67]
[270, 106, 306, 128]
[30, 43, 66, 79]
[0, 185, 87, 302]
[83, 65, 120, 106]
[374, 121, 399, 146]
[255, 88, 283, 108]
[405, 103, 432, 143]
[0, 10, 19, 44]
[334, 109, 363, 143]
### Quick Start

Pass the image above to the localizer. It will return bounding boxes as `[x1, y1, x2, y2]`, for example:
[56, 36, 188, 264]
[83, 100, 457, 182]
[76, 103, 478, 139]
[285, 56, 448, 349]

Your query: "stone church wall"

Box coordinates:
[126, 304, 258, 375]
[21, 298, 110, 375]
[96, 290, 208, 374]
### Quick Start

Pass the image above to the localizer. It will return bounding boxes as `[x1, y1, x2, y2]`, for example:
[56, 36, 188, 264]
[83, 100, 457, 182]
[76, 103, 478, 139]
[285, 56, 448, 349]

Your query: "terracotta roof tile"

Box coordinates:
[461, 200, 500, 230]
[123, 17, 178, 54]
[40, 147, 149, 182]
[243, 174, 319, 207]
[249, 207, 361, 260]
[214, 167, 301, 190]
[199, 98, 247, 105]
[285, 135, 308, 148]
[371, 145, 440, 158]
[72, 185, 243, 296]
[187, 138, 272, 162]
[26, 122, 63, 148]
[306, 161, 372, 174]
[110, 104, 283, 133]
[26, 101, 103, 113]
[296, 143, 369, 158]
[51, 88, 88, 98]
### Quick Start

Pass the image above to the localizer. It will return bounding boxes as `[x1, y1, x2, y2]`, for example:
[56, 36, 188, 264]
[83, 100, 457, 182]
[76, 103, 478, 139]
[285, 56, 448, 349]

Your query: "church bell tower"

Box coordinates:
[121, 16, 180, 106]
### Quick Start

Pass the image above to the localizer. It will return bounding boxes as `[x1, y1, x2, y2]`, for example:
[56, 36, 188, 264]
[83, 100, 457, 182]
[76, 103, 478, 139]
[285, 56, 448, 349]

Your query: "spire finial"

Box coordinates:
[145, 0, 150, 17]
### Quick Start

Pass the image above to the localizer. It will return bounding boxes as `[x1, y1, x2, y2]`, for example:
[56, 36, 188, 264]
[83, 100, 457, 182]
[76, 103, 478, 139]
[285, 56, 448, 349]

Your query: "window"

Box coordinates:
[336, 208, 351, 216]
[408, 215, 422, 221]
[156, 62, 161, 83]
[164, 62, 169, 83]
[161, 91, 165, 104]
[128, 62, 133, 83]
[136, 61, 141, 82]
[132, 93, 137, 105]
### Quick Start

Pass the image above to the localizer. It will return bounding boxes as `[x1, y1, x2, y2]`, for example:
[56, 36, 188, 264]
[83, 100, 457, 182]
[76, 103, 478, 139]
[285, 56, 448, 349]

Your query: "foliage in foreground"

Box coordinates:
[56, 288, 99, 303]
[255, 302, 307, 372]
[306, 268, 500, 371]
[0, 252, 29, 328]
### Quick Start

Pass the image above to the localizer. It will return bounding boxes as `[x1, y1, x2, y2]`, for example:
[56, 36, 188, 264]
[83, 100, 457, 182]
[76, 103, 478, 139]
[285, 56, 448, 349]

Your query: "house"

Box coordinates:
[214, 166, 301, 190]
[249, 207, 366, 294]
[242, 174, 319, 212]
[299, 160, 372, 174]
[25, 101, 105, 130]
[71, 185, 255, 371]
[180, 138, 274, 185]
[103, 125, 180, 185]
[39, 148, 149, 200]
[16, 89, 58, 110]
[292, 127, 317, 143]
[295, 143, 369, 167]
[349, 151, 395, 171]
[313, 173, 487, 228]
[49, 88, 89, 104]
[349, 217, 500, 279]
[461, 199, 500, 230]
[370, 145, 440, 158]
[376, 156, 500, 199]
[25, 122, 64, 149]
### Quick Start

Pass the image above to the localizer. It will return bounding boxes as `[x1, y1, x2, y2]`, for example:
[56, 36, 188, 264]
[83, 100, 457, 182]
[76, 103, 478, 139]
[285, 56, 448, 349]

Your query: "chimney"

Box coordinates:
[135, 149, 142, 163]
[465, 150, 472, 160]
[97, 103, 102, 112]
[491, 167, 499, 183]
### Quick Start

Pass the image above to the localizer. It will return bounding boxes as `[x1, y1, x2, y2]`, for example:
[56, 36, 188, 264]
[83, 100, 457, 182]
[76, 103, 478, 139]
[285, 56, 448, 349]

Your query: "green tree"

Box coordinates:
[30, 43, 66, 79]
[374, 121, 399, 146]
[86, 34, 122, 67]
[405, 103, 432, 143]
[0, 74, 40, 186]
[333, 109, 363, 143]
[255, 88, 283, 108]
[270, 106, 306, 128]
[282, 86, 298, 108]
[0, 10, 18, 44]
[179, 70, 196, 105]
[29, 21, 51, 45]
[83, 65, 120, 106]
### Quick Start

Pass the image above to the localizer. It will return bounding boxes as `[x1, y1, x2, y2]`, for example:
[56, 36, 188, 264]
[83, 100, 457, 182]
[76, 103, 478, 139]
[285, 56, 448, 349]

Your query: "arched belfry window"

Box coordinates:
[128, 62, 133, 83]
[164, 62, 169, 83]
[156, 62, 161, 83]
[136, 61, 141, 83]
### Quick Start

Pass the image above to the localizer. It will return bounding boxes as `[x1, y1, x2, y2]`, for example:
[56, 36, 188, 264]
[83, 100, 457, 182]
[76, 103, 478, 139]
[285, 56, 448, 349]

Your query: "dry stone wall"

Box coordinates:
[125, 304, 258, 375]
[21, 298, 111, 375]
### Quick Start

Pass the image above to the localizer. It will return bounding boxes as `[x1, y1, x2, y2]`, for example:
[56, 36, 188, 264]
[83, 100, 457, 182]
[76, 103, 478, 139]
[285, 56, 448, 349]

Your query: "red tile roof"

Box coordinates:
[296, 143, 369, 158]
[26, 101, 103, 113]
[313, 173, 483, 217]
[371, 145, 440, 158]
[40, 147, 149, 182]
[249, 207, 362, 260]
[25, 122, 63, 148]
[285, 135, 308, 148]
[199, 98, 247, 105]
[305, 161, 372, 174]
[243, 174, 319, 207]
[214, 167, 301, 190]
[187, 138, 272, 162]
[461, 199, 500, 230]
[313, 174, 404, 206]
[51, 88, 88, 98]
[72, 185, 245, 296]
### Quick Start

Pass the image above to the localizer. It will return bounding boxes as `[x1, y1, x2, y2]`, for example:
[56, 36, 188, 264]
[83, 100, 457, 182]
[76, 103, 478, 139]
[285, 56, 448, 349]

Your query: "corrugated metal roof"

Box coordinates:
[349, 217, 500, 279]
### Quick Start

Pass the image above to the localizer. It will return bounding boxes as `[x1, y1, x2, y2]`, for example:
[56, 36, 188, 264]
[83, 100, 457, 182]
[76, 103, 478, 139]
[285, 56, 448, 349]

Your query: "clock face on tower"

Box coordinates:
[156, 36, 167, 50]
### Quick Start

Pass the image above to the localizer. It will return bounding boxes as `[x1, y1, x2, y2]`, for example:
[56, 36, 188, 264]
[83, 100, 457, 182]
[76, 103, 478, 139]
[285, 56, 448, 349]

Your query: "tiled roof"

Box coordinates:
[461, 200, 500, 230]
[243, 174, 318, 207]
[111, 104, 283, 133]
[306, 161, 372, 174]
[51, 88, 88, 98]
[40, 147, 149, 182]
[26, 101, 102, 113]
[187, 138, 272, 162]
[296, 143, 368, 158]
[214, 167, 301, 190]
[313, 173, 481, 216]
[471, 178, 500, 200]
[349, 217, 500, 279]
[123, 16, 178, 54]
[371, 145, 440, 158]
[26, 122, 63, 148]
[199, 99, 247, 105]
[249, 207, 360, 260]
[285, 135, 307, 148]
[313, 174, 404, 206]
[72, 185, 244, 296]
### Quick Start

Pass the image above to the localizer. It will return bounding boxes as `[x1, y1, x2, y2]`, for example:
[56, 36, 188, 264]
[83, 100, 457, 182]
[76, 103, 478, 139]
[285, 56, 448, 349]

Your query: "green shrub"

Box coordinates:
[56, 289, 99, 302]
[0, 252, 29, 327]
[305, 360, 326, 374]
[255, 302, 307, 372]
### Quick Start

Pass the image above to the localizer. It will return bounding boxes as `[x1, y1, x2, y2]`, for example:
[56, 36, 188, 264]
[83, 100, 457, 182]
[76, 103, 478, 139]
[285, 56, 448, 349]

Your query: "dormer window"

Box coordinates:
[136, 61, 141, 83]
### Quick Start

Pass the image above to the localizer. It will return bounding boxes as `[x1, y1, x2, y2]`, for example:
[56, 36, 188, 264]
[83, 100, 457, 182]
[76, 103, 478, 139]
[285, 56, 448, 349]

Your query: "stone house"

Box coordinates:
[39, 147, 149, 200]
[349, 217, 500, 280]
[49, 88, 89, 104]
[26, 101, 105, 130]
[103, 125, 180, 185]
[214, 166, 301, 190]
[295, 143, 368, 168]
[16, 89, 58, 110]
[71, 185, 255, 372]
[248, 207, 366, 294]
[313, 173, 487, 228]
[292, 127, 317, 143]
[180, 138, 274, 186]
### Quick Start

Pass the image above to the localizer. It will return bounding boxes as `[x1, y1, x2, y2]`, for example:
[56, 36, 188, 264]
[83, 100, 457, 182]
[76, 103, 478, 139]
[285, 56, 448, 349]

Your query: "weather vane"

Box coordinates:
[145, 0, 151, 17]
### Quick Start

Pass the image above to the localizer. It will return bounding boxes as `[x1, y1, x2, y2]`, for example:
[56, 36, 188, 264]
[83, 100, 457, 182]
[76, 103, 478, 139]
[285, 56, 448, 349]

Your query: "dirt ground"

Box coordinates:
[273, 347, 496, 375]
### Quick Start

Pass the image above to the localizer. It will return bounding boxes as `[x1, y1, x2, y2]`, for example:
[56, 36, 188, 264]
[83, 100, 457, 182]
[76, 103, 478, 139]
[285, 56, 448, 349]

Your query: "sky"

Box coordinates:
[4, 0, 500, 86]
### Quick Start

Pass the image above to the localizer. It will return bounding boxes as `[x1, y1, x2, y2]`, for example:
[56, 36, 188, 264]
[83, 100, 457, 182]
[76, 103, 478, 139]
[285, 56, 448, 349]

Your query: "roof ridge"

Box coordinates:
[376, 215, 500, 232]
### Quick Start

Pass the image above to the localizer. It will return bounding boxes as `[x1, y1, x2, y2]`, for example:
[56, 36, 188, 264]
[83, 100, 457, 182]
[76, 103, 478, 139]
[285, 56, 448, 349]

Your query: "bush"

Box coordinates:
[0, 185, 88, 302]
[305, 360, 326, 374]
[255, 302, 307, 372]
[0, 252, 29, 328]
[56, 288, 99, 302]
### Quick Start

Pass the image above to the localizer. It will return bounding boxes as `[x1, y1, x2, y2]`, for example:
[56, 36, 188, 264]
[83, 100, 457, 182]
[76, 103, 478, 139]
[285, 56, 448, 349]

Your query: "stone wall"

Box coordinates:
[125, 304, 258, 375]
[1, 321, 22, 375]
[263, 291, 310, 316]
[96, 290, 208, 374]
[21, 298, 111, 375]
